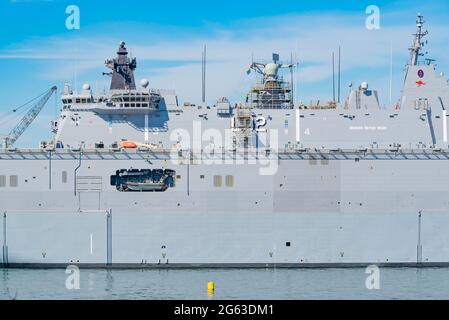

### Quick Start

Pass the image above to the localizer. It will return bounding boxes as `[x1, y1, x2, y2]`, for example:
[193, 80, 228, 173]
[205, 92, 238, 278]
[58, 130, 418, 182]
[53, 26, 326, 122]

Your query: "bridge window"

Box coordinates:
[0, 175, 5, 187]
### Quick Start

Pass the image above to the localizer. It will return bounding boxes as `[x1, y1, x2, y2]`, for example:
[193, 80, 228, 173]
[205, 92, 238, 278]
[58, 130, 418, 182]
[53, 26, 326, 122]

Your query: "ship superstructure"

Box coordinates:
[2, 15, 449, 268]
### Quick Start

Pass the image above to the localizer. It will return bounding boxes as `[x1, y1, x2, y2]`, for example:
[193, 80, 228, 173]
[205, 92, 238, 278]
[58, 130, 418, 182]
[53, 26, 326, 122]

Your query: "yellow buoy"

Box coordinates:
[207, 281, 215, 294]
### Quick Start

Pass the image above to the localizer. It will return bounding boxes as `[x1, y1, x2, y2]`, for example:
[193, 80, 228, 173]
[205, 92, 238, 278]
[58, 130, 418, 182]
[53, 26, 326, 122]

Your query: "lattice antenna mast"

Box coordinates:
[409, 14, 428, 66]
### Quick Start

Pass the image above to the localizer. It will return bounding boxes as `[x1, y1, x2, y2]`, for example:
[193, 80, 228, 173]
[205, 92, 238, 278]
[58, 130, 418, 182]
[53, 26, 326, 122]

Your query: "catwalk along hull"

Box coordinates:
[1, 152, 449, 267]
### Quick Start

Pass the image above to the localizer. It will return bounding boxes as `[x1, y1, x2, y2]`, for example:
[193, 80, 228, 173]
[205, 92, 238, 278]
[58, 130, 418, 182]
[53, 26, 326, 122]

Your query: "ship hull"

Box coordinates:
[0, 210, 448, 268]
[1, 151, 449, 268]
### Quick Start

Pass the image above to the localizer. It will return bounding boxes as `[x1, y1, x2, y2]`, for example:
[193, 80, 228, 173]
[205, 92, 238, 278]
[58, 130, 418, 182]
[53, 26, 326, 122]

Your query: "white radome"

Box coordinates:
[82, 83, 91, 91]
[360, 82, 369, 90]
[140, 79, 150, 88]
[264, 63, 279, 76]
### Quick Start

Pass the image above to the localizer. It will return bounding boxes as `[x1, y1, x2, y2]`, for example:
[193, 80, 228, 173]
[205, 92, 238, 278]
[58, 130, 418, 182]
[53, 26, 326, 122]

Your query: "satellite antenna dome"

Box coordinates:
[140, 79, 150, 88]
[82, 83, 91, 91]
[264, 63, 279, 76]
[360, 82, 369, 90]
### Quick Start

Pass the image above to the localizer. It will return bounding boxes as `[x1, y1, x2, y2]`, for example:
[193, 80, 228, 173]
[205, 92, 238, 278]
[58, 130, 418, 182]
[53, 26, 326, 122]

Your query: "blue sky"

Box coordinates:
[1, 0, 449, 146]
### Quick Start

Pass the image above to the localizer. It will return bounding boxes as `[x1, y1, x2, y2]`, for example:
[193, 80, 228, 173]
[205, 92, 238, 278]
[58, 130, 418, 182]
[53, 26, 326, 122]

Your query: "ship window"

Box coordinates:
[200, 175, 205, 179]
[62, 171, 68, 183]
[62, 99, 67, 104]
[136, 103, 141, 108]
[10, 175, 18, 187]
[0, 175, 5, 187]
[75, 98, 81, 103]
[213, 175, 222, 187]
[81, 98, 87, 103]
[225, 175, 234, 187]
[67, 99, 72, 104]
[123, 97, 130, 102]
[125, 104, 130, 108]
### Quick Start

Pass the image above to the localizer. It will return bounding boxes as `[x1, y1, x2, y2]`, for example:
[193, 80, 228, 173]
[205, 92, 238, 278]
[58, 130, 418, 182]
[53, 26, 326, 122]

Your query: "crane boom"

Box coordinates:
[4, 86, 57, 148]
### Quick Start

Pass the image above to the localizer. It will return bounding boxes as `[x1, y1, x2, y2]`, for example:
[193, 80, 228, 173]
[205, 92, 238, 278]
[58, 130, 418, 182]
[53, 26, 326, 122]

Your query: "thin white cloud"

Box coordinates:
[1, 9, 448, 105]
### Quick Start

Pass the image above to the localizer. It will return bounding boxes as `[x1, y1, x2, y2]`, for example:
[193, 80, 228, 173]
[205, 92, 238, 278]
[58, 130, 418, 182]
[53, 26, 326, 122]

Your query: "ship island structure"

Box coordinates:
[1, 15, 449, 267]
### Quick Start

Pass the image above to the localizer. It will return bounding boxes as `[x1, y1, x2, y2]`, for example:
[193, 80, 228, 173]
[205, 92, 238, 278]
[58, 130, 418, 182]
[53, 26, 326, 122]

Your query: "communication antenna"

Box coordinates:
[338, 46, 341, 103]
[202, 45, 207, 104]
[409, 13, 428, 66]
[295, 42, 300, 106]
[389, 40, 393, 106]
[332, 51, 336, 102]
[290, 52, 294, 106]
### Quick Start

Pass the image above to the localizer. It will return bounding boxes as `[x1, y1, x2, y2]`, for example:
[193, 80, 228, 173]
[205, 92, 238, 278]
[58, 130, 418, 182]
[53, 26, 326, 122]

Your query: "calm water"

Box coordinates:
[0, 268, 448, 300]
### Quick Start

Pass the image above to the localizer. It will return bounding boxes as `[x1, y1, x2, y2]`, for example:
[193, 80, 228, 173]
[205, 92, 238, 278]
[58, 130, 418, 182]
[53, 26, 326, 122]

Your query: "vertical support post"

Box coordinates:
[106, 210, 112, 266]
[2, 212, 8, 267]
[295, 108, 301, 144]
[443, 109, 448, 144]
[417, 211, 423, 264]
[187, 153, 191, 197]
[74, 151, 82, 196]
[48, 150, 52, 190]
[144, 114, 149, 142]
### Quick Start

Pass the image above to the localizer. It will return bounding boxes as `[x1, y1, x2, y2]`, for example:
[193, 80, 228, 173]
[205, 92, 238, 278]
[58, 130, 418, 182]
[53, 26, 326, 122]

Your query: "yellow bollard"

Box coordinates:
[207, 281, 215, 294]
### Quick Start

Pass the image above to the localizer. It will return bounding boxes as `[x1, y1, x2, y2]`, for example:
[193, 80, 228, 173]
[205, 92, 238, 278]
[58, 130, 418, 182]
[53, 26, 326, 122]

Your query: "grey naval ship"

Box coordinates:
[1, 15, 449, 268]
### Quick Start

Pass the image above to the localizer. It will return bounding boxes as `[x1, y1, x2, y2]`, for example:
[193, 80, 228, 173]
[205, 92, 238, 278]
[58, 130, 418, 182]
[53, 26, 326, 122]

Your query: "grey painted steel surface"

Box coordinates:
[1, 15, 449, 268]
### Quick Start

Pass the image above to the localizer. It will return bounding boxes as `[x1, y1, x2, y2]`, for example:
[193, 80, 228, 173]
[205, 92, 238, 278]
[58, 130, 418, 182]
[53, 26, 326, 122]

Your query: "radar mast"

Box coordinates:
[409, 14, 428, 66]
[104, 41, 137, 90]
